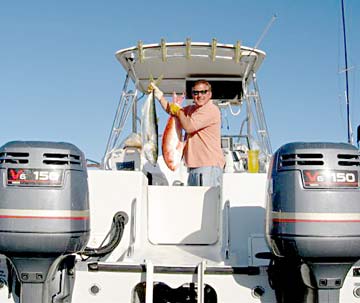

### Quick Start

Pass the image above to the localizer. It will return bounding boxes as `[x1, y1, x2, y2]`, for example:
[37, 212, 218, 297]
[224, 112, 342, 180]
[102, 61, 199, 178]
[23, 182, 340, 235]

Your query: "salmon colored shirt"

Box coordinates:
[181, 100, 225, 169]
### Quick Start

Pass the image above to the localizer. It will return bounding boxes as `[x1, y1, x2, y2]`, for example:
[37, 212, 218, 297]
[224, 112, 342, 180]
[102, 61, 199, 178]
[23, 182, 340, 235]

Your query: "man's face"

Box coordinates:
[192, 83, 212, 107]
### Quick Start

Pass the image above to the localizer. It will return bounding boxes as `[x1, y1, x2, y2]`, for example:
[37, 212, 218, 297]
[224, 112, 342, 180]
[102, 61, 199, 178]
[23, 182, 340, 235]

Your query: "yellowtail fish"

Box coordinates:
[162, 92, 185, 171]
[141, 91, 158, 165]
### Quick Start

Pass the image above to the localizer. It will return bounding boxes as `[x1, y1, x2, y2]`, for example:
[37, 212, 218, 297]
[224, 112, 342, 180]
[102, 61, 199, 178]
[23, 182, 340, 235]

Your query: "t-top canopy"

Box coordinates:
[115, 40, 266, 95]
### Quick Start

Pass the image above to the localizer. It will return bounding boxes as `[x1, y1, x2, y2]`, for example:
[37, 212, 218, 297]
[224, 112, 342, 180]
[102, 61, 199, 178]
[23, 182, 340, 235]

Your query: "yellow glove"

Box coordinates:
[148, 81, 163, 100]
[169, 103, 182, 116]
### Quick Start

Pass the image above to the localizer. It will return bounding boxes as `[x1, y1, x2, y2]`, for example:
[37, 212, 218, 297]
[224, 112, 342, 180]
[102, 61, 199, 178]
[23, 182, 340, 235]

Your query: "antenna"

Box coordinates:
[340, 0, 353, 144]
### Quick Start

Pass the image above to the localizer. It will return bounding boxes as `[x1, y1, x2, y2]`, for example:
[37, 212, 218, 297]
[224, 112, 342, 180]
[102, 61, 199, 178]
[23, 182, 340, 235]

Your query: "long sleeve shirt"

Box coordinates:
[181, 101, 225, 169]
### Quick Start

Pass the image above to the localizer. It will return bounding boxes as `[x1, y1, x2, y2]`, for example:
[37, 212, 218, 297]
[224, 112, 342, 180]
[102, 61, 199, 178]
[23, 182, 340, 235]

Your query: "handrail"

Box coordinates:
[102, 74, 138, 169]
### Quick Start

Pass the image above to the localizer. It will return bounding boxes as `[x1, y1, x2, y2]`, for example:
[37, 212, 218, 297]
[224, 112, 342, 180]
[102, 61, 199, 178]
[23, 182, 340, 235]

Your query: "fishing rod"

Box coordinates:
[340, 0, 352, 144]
[254, 14, 277, 50]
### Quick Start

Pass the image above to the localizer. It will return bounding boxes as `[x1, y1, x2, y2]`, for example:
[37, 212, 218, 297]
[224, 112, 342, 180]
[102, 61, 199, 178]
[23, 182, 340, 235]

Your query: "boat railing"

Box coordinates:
[102, 73, 139, 169]
[252, 74, 272, 156]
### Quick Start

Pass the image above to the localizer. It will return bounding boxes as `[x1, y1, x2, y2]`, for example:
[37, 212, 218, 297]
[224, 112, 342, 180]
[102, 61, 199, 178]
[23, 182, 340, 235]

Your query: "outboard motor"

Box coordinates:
[0, 141, 90, 303]
[266, 142, 360, 303]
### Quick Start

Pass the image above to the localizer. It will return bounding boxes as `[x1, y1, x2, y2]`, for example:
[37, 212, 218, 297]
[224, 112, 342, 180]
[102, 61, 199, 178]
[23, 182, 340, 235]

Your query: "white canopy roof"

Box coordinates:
[115, 41, 266, 94]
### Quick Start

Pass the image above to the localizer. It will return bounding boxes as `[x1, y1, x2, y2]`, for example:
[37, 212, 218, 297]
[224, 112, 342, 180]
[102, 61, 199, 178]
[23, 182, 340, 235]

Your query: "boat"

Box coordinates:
[0, 39, 359, 303]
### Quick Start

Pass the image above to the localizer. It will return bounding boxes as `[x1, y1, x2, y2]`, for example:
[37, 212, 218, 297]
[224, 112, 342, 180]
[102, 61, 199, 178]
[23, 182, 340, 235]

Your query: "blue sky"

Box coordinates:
[1, 1, 359, 162]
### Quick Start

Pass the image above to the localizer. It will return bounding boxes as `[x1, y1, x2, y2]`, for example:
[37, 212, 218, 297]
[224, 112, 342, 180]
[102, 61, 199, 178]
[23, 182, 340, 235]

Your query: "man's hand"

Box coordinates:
[148, 82, 163, 100]
[169, 103, 181, 116]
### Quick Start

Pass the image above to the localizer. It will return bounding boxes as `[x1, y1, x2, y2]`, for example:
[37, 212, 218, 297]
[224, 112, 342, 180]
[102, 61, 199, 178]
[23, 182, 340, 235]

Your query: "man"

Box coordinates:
[151, 80, 225, 186]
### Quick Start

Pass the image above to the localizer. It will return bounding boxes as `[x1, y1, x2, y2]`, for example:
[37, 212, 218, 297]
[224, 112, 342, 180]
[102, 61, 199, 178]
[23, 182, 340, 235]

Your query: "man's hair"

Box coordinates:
[193, 80, 212, 91]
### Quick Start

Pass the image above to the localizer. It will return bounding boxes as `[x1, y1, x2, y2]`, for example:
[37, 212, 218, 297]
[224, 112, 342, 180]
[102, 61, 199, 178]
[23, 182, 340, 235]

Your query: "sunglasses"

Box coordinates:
[192, 90, 209, 96]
